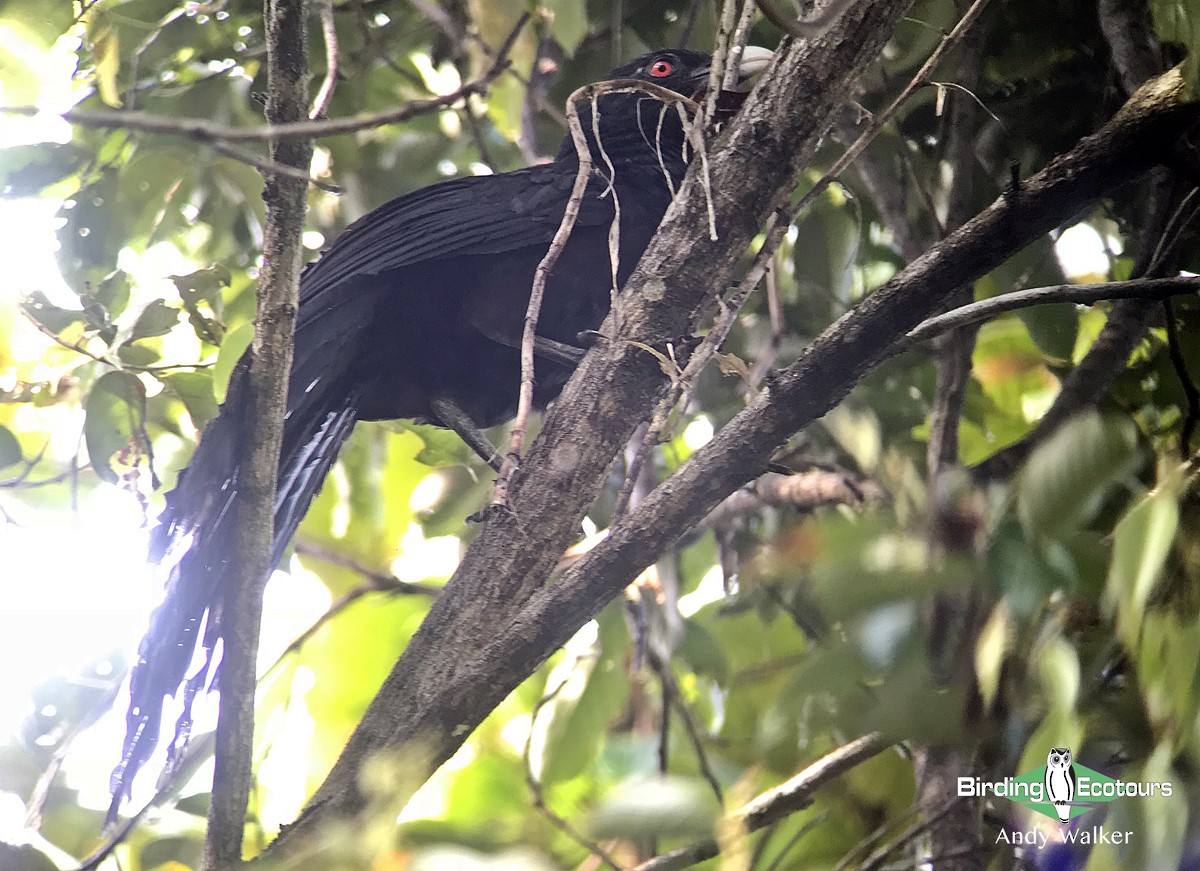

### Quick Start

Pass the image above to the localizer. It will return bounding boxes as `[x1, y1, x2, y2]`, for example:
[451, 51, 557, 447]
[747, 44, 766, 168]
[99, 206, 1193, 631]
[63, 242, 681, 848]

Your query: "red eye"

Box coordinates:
[649, 59, 673, 78]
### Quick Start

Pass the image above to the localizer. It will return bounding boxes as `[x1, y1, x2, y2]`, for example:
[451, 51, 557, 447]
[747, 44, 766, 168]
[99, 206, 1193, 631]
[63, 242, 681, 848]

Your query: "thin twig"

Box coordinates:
[20, 304, 220, 371]
[127, 4, 189, 109]
[4, 22, 525, 144]
[744, 255, 785, 391]
[350, 0, 423, 86]
[720, 1, 759, 94]
[652, 655, 724, 804]
[837, 797, 962, 871]
[19, 305, 113, 365]
[293, 541, 442, 596]
[903, 276, 1200, 345]
[309, 0, 340, 119]
[492, 80, 702, 507]
[864, 804, 969, 870]
[631, 734, 890, 871]
[262, 569, 434, 684]
[788, 0, 994, 223]
[828, 801, 921, 871]
[613, 210, 782, 519]
[761, 813, 827, 871]
[1162, 296, 1200, 454]
[211, 137, 341, 191]
[704, 0, 740, 127]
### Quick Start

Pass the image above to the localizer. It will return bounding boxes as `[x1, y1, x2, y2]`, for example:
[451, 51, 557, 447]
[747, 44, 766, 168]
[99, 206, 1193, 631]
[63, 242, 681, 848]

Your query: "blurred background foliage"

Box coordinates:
[0, 0, 1199, 869]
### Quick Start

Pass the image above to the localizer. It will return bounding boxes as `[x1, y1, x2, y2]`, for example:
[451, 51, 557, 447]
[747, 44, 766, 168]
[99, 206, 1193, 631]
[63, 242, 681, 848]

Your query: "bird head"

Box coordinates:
[610, 46, 774, 99]
[561, 46, 773, 181]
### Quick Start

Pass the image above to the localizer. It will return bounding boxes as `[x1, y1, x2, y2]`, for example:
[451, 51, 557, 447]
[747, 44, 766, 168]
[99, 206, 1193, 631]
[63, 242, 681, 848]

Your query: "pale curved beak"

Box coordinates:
[730, 46, 774, 90]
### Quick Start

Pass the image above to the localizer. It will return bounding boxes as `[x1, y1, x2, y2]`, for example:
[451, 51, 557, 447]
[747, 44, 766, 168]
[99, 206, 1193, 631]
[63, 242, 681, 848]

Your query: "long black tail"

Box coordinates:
[107, 319, 367, 823]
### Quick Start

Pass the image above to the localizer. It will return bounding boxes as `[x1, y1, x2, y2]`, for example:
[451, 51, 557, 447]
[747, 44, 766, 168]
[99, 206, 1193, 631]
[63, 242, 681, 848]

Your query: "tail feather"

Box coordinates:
[107, 361, 364, 824]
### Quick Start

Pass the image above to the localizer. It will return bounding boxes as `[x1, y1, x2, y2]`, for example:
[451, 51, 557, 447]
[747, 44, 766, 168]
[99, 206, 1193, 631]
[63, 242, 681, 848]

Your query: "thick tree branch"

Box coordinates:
[200, 0, 311, 867]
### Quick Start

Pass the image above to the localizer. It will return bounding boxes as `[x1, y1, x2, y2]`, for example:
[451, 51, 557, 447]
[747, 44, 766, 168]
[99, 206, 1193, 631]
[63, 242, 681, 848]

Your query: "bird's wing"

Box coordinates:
[298, 165, 616, 308]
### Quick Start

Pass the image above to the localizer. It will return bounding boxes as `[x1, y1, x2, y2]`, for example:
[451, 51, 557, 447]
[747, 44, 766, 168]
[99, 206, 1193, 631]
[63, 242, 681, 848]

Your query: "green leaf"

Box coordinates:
[139, 835, 202, 871]
[84, 371, 146, 484]
[974, 602, 1013, 710]
[1152, 0, 1200, 94]
[91, 270, 131, 319]
[117, 342, 162, 367]
[413, 423, 471, 467]
[1018, 301, 1078, 361]
[171, 264, 232, 302]
[1016, 411, 1138, 540]
[539, 652, 630, 786]
[543, 0, 588, 55]
[0, 425, 22, 469]
[129, 299, 179, 340]
[0, 143, 88, 197]
[173, 264, 231, 345]
[1105, 466, 1183, 648]
[87, 17, 122, 108]
[175, 792, 211, 818]
[590, 776, 719, 839]
[158, 371, 218, 429]
[792, 181, 860, 306]
[986, 518, 1077, 615]
[1036, 632, 1080, 715]
[679, 620, 729, 683]
[22, 291, 84, 334]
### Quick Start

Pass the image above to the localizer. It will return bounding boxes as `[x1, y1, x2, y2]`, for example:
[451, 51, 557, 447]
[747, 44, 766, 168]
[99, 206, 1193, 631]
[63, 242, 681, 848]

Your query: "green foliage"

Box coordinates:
[1, 0, 1199, 869]
[83, 370, 148, 483]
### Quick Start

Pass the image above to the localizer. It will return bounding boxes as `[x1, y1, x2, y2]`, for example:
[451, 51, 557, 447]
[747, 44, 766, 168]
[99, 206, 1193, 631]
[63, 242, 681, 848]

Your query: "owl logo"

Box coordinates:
[1045, 748, 1076, 823]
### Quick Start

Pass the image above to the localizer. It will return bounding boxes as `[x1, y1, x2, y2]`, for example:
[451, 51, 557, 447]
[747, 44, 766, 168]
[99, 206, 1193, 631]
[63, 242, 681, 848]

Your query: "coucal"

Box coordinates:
[108, 46, 772, 820]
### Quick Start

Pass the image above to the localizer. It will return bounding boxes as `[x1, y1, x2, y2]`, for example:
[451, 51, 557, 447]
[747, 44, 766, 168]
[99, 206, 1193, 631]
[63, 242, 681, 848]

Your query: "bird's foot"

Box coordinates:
[430, 396, 504, 472]
[533, 336, 586, 367]
[576, 329, 607, 348]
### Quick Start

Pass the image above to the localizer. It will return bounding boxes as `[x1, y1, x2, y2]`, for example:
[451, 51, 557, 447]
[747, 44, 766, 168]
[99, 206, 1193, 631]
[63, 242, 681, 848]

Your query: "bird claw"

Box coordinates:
[576, 329, 607, 348]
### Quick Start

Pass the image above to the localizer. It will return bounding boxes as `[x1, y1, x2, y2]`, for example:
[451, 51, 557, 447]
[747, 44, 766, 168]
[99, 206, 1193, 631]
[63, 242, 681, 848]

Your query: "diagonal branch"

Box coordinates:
[630, 733, 889, 871]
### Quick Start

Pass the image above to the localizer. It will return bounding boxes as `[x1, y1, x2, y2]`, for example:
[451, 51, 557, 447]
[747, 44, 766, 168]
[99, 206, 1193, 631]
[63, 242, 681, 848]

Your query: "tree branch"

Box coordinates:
[904, 276, 1199, 344]
[629, 733, 889, 871]
[199, 0, 312, 866]
[2, 24, 523, 144]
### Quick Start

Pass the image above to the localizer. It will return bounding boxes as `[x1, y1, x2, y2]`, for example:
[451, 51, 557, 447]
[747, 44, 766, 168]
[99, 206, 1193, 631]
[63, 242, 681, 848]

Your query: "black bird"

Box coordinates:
[107, 46, 772, 819]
